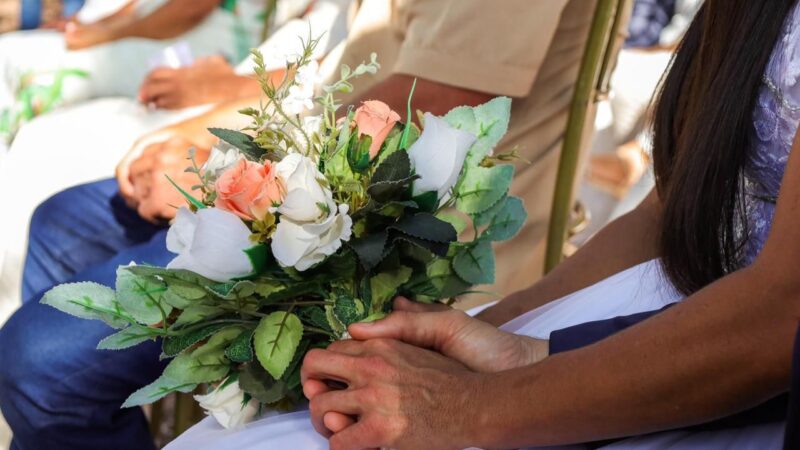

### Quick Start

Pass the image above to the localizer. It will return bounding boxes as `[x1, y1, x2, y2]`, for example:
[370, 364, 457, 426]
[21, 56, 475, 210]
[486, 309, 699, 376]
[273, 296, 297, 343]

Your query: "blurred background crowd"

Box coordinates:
[0, 0, 702, 448]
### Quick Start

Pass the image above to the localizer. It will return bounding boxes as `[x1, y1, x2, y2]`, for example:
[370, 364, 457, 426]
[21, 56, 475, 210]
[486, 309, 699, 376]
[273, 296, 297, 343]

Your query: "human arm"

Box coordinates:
[305, 130, 800, 450]
[478, 190, 662, 326]
[116, 94, 259, 221]
[65, 0, 220, 50]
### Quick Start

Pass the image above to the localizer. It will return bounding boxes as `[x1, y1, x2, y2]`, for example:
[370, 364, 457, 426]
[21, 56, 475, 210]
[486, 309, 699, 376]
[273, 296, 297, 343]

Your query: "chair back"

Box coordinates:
[544, 0, 632, 273]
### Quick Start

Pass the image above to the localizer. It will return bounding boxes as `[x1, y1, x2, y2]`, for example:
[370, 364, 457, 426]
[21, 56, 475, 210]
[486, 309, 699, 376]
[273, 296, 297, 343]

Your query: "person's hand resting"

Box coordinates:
[118, 135, 210, 223]
[64, 20, 118, 50]
[138, 56, 260, 109]
[302, 298, 548, 449]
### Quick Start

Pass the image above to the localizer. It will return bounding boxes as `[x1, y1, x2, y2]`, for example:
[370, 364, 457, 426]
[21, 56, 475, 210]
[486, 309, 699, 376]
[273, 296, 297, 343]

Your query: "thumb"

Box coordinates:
[348, 309, 458, 352]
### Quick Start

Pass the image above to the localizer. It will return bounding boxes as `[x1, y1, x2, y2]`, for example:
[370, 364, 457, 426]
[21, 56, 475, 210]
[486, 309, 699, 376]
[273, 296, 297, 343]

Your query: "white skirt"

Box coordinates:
[165, 260, 786, 450]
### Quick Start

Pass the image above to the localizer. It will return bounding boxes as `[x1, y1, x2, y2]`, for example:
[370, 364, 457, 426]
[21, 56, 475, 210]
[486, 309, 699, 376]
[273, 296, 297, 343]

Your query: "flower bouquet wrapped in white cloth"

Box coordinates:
[41, 39, 527, 429]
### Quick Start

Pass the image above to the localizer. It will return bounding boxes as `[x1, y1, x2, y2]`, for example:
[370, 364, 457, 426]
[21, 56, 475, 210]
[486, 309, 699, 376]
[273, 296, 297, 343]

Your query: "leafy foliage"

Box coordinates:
[254, 312, 304, 380]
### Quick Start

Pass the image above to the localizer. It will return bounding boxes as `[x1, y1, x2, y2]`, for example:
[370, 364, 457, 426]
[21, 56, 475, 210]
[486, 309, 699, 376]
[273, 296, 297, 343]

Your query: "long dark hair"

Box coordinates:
[652, 0, 796, 295]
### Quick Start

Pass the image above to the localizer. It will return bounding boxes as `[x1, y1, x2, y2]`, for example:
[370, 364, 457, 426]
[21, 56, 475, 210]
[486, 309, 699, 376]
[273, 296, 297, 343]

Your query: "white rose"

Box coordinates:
[274, 153, 333, 223]
[202, 142, 244, 179]
[271, 204, 353, 271]
[407, 113, 477, 202]
[194, 380, 259, 429]
[166, 208, 254, 282]
[281, 84, 314, 116]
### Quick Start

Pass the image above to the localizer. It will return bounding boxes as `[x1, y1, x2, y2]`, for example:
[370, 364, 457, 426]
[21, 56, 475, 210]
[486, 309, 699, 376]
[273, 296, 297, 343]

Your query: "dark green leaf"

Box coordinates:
[162, 322, 229, 357]
[298, 306, 332, 333]
[208, 128, 266, 161]
[333, 292, 366, 327]
[348, 231, 388, 271]
[238, 362, 289, 403]
[225, 328, 256, 363]
[389, 213, 458, 243]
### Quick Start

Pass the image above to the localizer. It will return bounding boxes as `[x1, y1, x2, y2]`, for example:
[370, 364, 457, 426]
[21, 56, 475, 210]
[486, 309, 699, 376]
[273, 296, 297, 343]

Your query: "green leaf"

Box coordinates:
[164, 327, 242, 384]
[206, 280, 257, 300]
[225, 328, 256, 363]
[472, 194, 507, 228]
[208, 128, 266, 161]
[367, 150, 416, 203]
[389, 213, 458, 243]
[298, 307, 332, 333]
[325, 305, 346, 336]
[444, 97, 511, 166]
[483, 196, 527, 241]
[116, 267, 170, 325]
[126, 266, 216, 289]
[455, 165, 514, 214]
[97, 327, 156, 350]
[452, 239, 495, 285]
[426, 258, 472, 298]
[254, 312, 304, 380]
[348, 231, 388, 271]
[348, 134, 372, 172]
[370, 266, 413, 313]
[238, 361, 289, 403]
[122, 374, 197, 408]
[435, 211, 468, 235]
[162, 322, 230, 357]
[333, 293, 366, 327]
[262, 281, 323, 305]
[165, 174, 205, 210]
[399, 78, 418, 150]
[241, 244, 270, 278]
[41, 282, 131, 329]
[173, 304, 225, 328]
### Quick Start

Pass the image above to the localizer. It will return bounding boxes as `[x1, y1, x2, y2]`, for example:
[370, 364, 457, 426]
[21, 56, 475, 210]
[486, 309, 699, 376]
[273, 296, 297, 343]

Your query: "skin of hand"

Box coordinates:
[302, 336, 486, 450]
[64, 20, 118, 50]
[138, 56, 262, 109]
[302, 298, 548, 447]
[126, 135, 210, 223]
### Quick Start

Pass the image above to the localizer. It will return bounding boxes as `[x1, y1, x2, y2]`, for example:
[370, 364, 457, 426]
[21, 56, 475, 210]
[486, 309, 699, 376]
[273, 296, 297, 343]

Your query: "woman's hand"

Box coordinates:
[302, 338, 485, 450]
[64, 21, 118, 50]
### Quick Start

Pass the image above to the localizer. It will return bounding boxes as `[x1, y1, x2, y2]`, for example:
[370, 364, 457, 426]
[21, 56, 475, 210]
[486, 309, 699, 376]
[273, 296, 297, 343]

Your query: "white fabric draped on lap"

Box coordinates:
[165, 260, 786, 450]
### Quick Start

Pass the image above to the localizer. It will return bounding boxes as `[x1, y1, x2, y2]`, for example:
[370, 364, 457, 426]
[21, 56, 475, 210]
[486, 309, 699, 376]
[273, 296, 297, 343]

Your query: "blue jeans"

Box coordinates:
[0, 179, 173, 450]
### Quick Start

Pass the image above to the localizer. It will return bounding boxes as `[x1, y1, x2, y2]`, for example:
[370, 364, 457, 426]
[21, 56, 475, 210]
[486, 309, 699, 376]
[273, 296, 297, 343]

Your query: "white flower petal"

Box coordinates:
[165, 207, 197, 254]
[195, 380, 259, 430]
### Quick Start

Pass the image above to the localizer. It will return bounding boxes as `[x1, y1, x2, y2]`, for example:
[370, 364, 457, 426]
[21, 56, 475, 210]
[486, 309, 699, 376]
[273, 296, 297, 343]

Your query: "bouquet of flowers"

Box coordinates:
[42, 39, 526, 429]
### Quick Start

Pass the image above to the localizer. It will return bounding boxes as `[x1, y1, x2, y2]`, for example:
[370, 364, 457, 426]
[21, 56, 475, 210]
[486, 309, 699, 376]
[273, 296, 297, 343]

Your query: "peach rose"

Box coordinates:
[214, 159, 285, 221]
[353, 100, 401, 159]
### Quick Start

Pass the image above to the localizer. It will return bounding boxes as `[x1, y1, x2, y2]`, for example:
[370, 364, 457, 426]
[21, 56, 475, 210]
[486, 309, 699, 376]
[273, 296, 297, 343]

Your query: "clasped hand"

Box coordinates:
[301, 298, 548, 450]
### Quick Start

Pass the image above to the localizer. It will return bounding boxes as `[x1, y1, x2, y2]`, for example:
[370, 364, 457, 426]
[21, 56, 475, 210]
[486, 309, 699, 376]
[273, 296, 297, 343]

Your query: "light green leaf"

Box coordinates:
[206, 280, 257, 300]
[444, 97, 511, 166]
[162, 322, 229, 357]
[452, 239, 495, 285]
[173, 304, 225, 328]
[471, 194, 507, 228]
[116, 267, 170, 325]
[122, 374, 197, 408]
[164, 327, 242, 384]
[41, 282, 131, 329]
[254, 312, 304, 380]
[97, 327, 157, 350]
[435, 211, 468, 235]
[455, 165, 514, 214]
[370, 266, 413, 313]
[483, 196, 527, 241]
[426, 258, 471, 299]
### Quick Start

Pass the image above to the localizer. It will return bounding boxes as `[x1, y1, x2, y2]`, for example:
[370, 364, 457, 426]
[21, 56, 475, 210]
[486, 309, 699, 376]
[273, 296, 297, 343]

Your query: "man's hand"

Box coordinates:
[302, 338, 483, 450]
[302, 298, 548, 446]
[138, 57, 260, 109]
[122, 136, 209, 223]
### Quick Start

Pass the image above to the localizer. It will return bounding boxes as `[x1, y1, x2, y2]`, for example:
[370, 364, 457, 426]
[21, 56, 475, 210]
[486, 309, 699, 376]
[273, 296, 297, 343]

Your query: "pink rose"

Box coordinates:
[353, 100, 401, 159]
[214, 160, 285, 221]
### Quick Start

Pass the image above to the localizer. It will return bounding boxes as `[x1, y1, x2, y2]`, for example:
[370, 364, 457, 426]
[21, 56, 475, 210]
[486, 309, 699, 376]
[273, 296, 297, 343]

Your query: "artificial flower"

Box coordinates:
[166, 208, 254, 282]
[274, 153, 333, 222]
[194, 380, 259, 429]
[271, 204, 353, 270]
[215, 159, 285, 221]
[407, 113, 476, 201]
[281, 84, 314, 116]
[353, 100, 401, 159]
[202, 142, 244, 179]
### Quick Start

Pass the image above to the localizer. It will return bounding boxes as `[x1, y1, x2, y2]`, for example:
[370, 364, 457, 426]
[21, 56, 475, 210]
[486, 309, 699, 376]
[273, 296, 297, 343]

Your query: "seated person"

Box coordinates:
[0, 0, 349, 324]
[0, 0, 615, 448]
[0, 0, 277, 142]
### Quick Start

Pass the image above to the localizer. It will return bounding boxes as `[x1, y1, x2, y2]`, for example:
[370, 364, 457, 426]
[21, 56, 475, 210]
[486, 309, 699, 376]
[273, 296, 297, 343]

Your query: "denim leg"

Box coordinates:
[4, 178, 177, 450]
[22, 179, 164, 301]
[1, 229, 174, 450]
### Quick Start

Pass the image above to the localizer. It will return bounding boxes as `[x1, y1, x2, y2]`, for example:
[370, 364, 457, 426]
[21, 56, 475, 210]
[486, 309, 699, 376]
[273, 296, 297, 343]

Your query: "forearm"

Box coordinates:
[352, 74, 494, 120]
[108, 0, 218, 41]
[175, 94, 263, 148]
[479, 191, 662, 325]
[470, 265, 798, 448]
